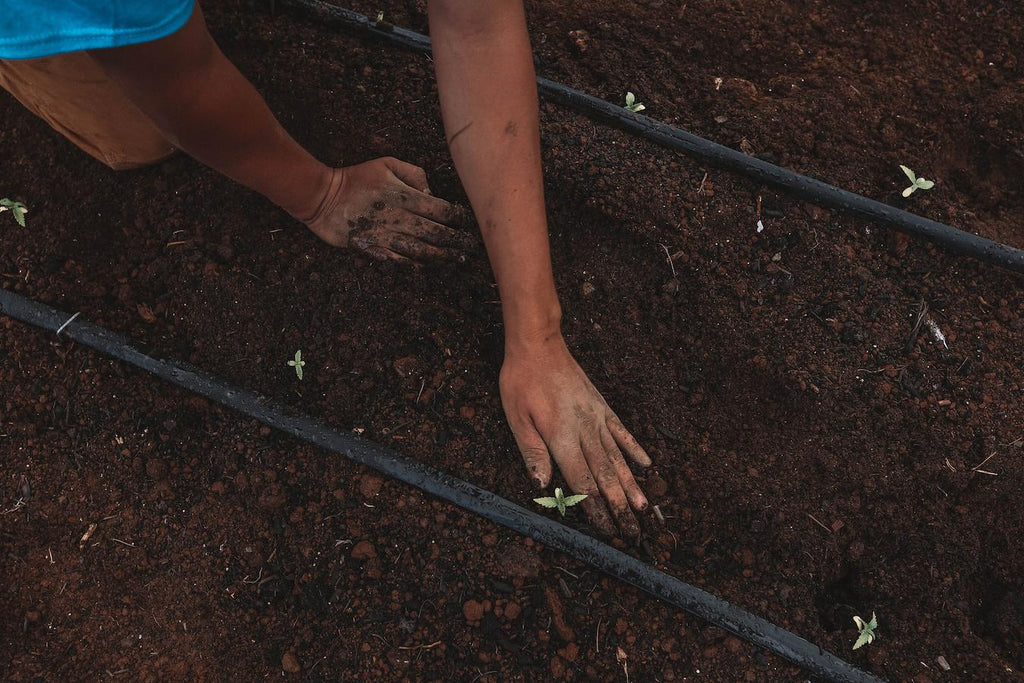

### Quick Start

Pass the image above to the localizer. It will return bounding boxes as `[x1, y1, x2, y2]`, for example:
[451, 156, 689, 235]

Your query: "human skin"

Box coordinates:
[429, 0, 650, 538]
[89, 2, 474, 261]
[90, 0, 651, 537]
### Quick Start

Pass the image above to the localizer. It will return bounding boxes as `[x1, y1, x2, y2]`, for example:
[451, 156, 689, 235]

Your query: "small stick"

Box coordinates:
[56, 312, 80, 336]
[79, 522, 97, 546]
[111, 538, 136, 548]
[805, 513, 831, 533]
[653, 505, 666, 524]
[971, 451, 998, 472]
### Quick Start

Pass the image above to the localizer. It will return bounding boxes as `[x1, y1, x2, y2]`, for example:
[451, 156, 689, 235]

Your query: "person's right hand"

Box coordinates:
[303, 157, 477, 262]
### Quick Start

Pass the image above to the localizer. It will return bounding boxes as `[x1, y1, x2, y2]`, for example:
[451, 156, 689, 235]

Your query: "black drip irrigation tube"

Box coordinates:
[285, 0, 1024, 277]
[0, 292, 881, 682]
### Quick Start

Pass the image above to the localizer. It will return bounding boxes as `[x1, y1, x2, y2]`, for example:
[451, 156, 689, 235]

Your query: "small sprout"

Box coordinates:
[534, 487, 588, 516]
[0, 198, 28, 227]
[624, 92, 646, 113]
[287, 350, 306, 380]
[852, 612, 878, 650]
[376, 10, 384, 22]
[900, 165, 935, 197]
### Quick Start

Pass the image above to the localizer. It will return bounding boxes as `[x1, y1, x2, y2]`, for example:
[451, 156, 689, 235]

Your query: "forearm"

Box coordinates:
[89, 3, 329, 220]
[428, 0, 561, 351]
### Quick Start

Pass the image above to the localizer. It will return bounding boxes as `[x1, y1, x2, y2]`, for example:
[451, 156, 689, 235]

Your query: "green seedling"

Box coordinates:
[287, 350, 306, 380]
[900, 165, 934, 197]
[534, 487, 587, 516]
[0, 199, 27, 227]
[376, 11, 384, 22]
[852, 612, 878, 650]
[624, 92, 646, 113]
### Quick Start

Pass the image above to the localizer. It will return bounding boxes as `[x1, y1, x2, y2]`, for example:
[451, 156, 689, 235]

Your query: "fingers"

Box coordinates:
[600, 429, 648, 512]
[548, 441, 617, 538]
[403, 216, 478, 251]
[382, 157, 431, 194]
[406, 194, 477, 232]
[607, 415, 652, 468]
[354, 243, 410, 263]
[509, 419, 553, 488]
[581, 434, 640, 540]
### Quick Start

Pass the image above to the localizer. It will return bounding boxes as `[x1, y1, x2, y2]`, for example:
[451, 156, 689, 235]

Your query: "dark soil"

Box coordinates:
[3, 0, 1023, 680]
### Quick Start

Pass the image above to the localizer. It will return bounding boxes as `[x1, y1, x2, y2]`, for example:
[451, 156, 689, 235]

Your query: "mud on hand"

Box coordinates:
[304, 156, 477, 262]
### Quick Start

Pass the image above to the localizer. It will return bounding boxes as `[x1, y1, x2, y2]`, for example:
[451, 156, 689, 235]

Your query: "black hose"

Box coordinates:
[0, 288, 883, 682]
[283, 0, 1024, 277]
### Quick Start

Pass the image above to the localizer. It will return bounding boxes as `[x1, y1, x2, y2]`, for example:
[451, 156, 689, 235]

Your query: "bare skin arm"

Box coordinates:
[88, 2, 473, 261]
[429, 0, 651, 538]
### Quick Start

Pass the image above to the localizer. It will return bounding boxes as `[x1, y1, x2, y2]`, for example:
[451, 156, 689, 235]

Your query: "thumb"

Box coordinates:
[382, 157, 432, 194]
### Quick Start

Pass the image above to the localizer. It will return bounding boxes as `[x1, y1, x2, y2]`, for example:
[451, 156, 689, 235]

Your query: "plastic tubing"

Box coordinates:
[0, 289, 881, 682]
[284, 0, 1024, 276]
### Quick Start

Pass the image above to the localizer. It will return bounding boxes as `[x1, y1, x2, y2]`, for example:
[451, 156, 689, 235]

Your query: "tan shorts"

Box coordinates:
[0, 52, 176, 170]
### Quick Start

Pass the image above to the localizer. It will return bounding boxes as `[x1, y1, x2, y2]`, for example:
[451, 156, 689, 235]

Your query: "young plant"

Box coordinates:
[624, 92, 646, 113]
[287, 350, 306, 380]
[0, 198, 27, 227]
[852, 612, 879, 650]
[900, 165, 934, 197]
[534, 487, 587, 516]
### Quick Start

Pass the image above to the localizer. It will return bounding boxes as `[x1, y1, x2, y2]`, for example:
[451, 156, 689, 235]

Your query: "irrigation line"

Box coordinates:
[284, 0, 1024, 276]
[0, 289, 883, 682]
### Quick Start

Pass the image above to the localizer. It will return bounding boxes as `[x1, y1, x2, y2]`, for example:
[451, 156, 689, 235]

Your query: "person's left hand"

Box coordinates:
[499, 333, 652, 539]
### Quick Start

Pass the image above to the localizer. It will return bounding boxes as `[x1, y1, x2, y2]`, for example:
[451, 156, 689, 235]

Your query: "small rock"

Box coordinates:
[463, 599, 485, 622]
[581, 281, 596, 297]
[351, 541, 377, 560]
[359, 474, 383, 499]
[281, 652, 301, 673]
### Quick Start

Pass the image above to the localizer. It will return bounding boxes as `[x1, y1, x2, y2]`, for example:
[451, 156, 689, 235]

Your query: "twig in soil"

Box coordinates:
[397, 640, 441, 651]
[558, 577, 574, 599]
[554, 566, 580, 579]
[697, 172, 708, 196]
[111, 538, 136, 548]
[596, 618, 603, 653]
[971, 451, 1000, 474]
[1, 498, 25, 515]
[805, 513, 832, 534]
[470, 670, 499, 683]
[658, 243, 677, 278]
[905, 300, 928, 353]
[79, 522, 97, 546]
[616, 646, 630, 683]
[56, 312, 80, 336]
[653, 504, 665, 524]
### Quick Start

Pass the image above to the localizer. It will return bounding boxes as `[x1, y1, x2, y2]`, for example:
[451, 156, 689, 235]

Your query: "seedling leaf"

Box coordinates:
[917, 179, 934, 190]
[533, 497, 560, 508]
[899, 165, 917, 183]
[852, 612, 878, 650]
[0, 199, 27, 227]
[562, 494, 588, 506]
[287, 349, 306, 380]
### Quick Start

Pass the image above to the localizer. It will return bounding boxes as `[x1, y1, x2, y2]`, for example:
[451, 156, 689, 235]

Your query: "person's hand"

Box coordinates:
[303, 157, 477, 262]
[499, 334, 652, 539]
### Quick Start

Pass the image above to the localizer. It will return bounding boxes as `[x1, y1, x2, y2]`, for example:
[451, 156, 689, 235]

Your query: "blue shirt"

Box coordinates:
[0, 1, 194, 60]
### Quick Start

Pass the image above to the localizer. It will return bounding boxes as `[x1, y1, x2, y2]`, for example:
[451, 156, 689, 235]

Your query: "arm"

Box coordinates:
[88, 2, 472, 261]
[429, 0, 651, 538]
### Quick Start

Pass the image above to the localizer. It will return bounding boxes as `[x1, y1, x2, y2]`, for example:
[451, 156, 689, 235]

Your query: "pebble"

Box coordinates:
[359, 474, 383, 499]
[351, 541, 377, 560]
[281, 652, 301, 673]
[463, 599, 484, 622]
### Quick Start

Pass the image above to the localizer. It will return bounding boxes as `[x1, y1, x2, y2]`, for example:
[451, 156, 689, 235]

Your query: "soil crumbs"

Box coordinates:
[2, 1, 1023, 681]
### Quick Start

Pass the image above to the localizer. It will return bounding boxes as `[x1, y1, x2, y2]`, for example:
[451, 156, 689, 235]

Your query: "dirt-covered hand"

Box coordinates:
[303, 157, 476, 262]
[500, 335, 652, 540]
